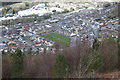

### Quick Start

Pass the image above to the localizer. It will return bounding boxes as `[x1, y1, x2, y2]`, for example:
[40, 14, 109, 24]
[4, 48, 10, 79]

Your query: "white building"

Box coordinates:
[18, 4, 48, 17]
[17, 4, 63, 17]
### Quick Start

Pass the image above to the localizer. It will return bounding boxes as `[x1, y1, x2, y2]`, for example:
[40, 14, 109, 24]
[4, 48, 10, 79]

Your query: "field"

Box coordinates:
[41, 33, 71, 46]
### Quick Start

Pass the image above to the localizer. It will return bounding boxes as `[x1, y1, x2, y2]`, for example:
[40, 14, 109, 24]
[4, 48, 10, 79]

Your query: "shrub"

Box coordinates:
[56, 4, 60, 8]
[43, 13, 51, 19]
[70, 7, 75, 11]
[95, 18, 101, 22]
[25, 2, 29, 8]
[62, 9, 69, 13]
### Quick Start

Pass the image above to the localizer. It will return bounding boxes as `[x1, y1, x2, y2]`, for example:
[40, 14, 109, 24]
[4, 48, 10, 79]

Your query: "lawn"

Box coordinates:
[40, 33, 71, 46]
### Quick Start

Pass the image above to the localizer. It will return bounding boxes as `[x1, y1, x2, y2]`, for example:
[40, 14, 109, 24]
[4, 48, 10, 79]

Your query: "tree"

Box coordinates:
[52, 10, 56, 13]
[11, 49, 24, 78]
[2, 8, 7, 16]
[62, 9, 69, 13]
[2, 50, 6, 56]
[90, 39, 103, 72]
[52, 54, 68, 78]
[43, 13, 51, 19]
[92, 39, 99, 51]
[25, 2, 29, 8]
[12, 9, 16, 14]
[89, 50, 103, 72]
[44, 2, 48, 7]
[70, 7, 74, 11]
[56, 4, 60, 8]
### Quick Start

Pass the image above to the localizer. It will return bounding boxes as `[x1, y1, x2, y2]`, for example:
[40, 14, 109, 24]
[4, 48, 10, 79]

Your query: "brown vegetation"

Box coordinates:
[98, 39, 118, 73]
[97, 71, 120, 78]
[2, 38, 119, 78]
[2, 55, 12, 78]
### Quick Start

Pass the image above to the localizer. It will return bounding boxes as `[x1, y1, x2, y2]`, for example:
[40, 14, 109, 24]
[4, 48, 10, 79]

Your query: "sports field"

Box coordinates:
[41, 33, 70, 46]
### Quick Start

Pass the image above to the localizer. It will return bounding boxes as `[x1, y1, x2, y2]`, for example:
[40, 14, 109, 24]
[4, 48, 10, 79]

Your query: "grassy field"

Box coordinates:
[41, 33, 70, 46]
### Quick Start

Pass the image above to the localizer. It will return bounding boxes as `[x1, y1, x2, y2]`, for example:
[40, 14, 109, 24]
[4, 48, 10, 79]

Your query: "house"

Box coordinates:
[49, 19, 59, 23]
[39, 47, 44, 52]
[47, 41, 54, 46]
[34, 42, 41, 46]
[57, 29, 71, 36]
[45, 25, 52, 28]
[70, 33, 77, 37]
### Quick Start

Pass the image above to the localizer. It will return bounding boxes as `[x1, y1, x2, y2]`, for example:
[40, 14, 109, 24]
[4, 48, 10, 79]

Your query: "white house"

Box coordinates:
[45, 25, 52, 28]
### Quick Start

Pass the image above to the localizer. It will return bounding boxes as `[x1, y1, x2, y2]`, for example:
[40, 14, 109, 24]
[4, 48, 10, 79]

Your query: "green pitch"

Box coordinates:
[41, 33, 71, 46]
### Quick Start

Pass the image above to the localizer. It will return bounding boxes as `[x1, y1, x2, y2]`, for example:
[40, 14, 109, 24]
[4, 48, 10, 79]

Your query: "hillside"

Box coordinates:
[2, 38, 119, 78]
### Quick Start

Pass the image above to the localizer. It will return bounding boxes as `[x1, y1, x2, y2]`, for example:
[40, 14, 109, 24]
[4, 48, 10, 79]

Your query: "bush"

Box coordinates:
[62, 9, 69, 13]
[95, 18, 101, 22]
[25, 2, 29, 8]
[70, 7, 75, 11]
[36, 17, 42, 22]
[108, 16, 117, 19]
[43, 13, 52, 19]
[56, 4, 60, 8]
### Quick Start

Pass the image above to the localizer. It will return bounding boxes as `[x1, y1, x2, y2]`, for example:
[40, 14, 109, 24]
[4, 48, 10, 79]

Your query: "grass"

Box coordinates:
[40, 33, 70, 46]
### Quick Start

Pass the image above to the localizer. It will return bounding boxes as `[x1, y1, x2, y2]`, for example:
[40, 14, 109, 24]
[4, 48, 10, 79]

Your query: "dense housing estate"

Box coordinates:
[0, 2, 119, 53]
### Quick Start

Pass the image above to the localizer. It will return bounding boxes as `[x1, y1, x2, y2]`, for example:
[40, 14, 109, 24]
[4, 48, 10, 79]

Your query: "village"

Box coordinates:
[0, 2, 119, 54]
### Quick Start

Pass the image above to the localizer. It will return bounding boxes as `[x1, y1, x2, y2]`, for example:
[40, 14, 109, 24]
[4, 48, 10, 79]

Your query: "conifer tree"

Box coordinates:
[11, 49, 24, 78]
[53, 54, 68, 78]
[92, 39, 99, 51]
[89, 50, 103, 71]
